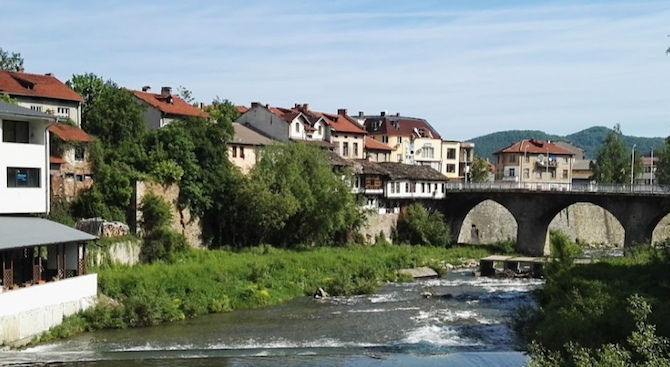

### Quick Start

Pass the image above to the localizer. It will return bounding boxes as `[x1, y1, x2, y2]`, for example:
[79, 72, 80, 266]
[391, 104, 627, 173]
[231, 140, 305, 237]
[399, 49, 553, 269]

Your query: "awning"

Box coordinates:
[0, 216, 98, 251]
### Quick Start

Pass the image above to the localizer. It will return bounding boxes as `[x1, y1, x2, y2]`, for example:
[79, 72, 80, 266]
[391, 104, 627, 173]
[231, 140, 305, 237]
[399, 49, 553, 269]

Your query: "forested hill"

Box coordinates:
[469, 126, 666, 160]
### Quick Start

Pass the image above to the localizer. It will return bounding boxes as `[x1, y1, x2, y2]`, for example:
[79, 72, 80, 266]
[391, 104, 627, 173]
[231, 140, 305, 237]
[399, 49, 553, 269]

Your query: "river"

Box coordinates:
[1, 269, 541, 366]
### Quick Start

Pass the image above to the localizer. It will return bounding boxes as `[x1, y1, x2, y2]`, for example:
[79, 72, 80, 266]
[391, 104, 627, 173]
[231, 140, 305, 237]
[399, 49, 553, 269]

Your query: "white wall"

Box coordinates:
[0, 117, 49, 214]
[0, 274, 97, 346]
[385, 180, 446, 199]
[16, 99, 81, 126]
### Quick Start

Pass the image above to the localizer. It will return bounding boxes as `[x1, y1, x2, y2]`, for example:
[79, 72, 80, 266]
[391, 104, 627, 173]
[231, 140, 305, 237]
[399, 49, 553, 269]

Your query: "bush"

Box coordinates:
[395, 204, 450, 247]
[46, 199, 76, 227]
[141, 227, 188, 263]
[139, 193, 173, 234]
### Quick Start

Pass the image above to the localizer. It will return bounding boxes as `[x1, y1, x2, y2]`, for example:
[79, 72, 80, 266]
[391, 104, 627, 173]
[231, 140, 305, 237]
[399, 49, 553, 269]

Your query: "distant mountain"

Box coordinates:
[469, 126, 666, 160]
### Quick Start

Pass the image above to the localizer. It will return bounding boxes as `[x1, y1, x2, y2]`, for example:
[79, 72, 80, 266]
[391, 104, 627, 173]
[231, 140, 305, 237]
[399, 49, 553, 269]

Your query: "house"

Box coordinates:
[0, 101, 97, 347]
[636, 156, 658, 185]
[294, 105, 367, 160]
[441, 140, 475, 181]
[229, 123, 272, 174]
[361, 112, 443, 171]
[131, 86, 210, 130]
[572, 159, 594, 185]
[0, 68, 83, 125]
[48, 123, 94, 200]
[493, 139, 575, 184]
[364, 136, 393, 162]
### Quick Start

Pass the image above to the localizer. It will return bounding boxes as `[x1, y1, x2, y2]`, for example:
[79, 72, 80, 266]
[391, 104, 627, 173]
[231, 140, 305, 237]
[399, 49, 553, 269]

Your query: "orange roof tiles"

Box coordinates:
[131, 90, 209, 119]
[0, 70, 83, 102]
[50, 156, 66, 164]
[236, 105, 248, 114]
[49, 123, 92, 142]
[365, 136, 394, 151]
[494, 139, 576, 156]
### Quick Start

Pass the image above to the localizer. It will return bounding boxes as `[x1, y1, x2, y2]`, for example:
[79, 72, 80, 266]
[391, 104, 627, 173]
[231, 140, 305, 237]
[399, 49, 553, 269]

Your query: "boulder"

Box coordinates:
[420, 291, 433, 298]
[76, 218, 130, 238]
[314, 287, 329, 299]
[445, 263, 455, 270]
[398, 267, 439, 279]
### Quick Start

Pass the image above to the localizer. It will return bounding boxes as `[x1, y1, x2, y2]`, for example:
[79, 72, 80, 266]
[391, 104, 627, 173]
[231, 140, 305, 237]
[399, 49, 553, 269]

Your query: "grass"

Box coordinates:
[36, 243, 505, 344]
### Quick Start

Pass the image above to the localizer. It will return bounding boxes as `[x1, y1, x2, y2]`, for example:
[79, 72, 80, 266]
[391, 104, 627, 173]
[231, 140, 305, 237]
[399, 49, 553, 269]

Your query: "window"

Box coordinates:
[353, 142, 358, 157]
[75, 146, 85, 161]
[421, 183, 426, 193]
[342, 142, 349, 157]
[354, 177, 360, 189]
[30, 105, 42, 112]
[441, 184, 445, 193]
[397, 155, 402, 163]
[395, 182, 400, 193]
[295, 123, 299, 132]
[447, 148, 456, 159]
[535, 171, 542, 179]
[434, 183, 438, 192]
[509, 168, 516, 177]
[405, 182, 409, 193]
[7, 167, 40, 188]
[446, 164, 456, 173]
[525, 155, 530, 163]
[563, 156, 569, 163]
[390, 181, 395, 193]
[57, 107, 70, 116]
[240, 147, 245, 159]
[50, 163, 60, 171]
[232, 146, 237, 158]
[2, 120, 29, 143]
[562, 169, 568, 179]
[421, 144, 434, 159]
[382, 135, 388, 143]
[318, 125, 322, 135]
[551, 169, 556, 179]
[397, 136, 402, 144]
[75, 174, 83, 183]
[524, 168, 530, 179]
[497, 155, 501, 164]
[508, 155, 516, 163]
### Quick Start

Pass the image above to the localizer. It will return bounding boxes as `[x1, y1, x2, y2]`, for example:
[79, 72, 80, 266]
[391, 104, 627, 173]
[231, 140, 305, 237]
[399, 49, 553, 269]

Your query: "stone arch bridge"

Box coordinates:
[435, 183, 670, 256]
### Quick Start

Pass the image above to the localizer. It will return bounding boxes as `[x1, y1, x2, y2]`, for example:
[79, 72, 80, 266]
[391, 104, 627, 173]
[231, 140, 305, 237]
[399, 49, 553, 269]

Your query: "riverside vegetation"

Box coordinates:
[519, 232, 670, 366]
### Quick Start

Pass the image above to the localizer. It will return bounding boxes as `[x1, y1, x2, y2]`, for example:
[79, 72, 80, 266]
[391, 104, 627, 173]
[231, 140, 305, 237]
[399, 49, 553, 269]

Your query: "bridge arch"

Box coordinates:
[546, 202, 624, 250]
[456, 200, 518, 244]
[646, 210, 670, 246]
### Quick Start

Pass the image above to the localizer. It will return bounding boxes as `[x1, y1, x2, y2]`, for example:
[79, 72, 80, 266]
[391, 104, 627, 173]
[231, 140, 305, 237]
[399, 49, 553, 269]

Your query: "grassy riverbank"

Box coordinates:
[39, 243, 510, 343]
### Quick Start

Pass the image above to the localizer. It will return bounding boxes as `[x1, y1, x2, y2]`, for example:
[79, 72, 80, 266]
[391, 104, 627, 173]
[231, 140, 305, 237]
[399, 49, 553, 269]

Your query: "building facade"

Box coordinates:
[636, 156, 658, 185]
[131, 86, 210, 130]
[229, 123, 272, 174]
[48, 124, 94, 200]
[0, 69, 83, 126]
[493, 139, 575, 184]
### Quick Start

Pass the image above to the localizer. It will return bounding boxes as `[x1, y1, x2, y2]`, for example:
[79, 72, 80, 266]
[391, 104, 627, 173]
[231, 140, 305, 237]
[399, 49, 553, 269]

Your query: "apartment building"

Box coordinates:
[493, 139, 575, 184]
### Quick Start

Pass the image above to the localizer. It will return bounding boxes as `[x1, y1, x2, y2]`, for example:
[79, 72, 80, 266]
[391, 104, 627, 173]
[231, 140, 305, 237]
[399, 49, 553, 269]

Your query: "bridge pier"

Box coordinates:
[516, 219, 550, 256]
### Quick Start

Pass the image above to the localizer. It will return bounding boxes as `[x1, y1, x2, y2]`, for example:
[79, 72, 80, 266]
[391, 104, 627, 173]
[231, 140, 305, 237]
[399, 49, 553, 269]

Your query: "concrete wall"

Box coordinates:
[360, 212, 399, 244]
[0, 274, 97, 347]
[228, 143, 258, 175]
[458, 200, 670, 246]
[91, 238, 142, 267]
[237, 107, 290, 142]
[16, 97, 81, 125]
[332, 133, 365, 159]
[141, 103, 163, 130]
[131, 181, 203, 248]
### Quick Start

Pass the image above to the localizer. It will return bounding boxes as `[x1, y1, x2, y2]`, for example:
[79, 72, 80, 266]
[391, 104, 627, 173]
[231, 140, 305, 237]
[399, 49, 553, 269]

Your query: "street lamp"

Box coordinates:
[630, 144, 636, 185]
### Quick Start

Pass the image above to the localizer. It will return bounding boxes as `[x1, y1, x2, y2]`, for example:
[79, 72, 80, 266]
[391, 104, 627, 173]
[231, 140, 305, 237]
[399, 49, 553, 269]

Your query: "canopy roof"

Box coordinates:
[0, 217, 97, 251]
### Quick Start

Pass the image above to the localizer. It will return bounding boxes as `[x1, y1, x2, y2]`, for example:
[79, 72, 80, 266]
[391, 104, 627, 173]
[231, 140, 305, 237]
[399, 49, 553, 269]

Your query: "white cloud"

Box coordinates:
[1, 0, 669, 140]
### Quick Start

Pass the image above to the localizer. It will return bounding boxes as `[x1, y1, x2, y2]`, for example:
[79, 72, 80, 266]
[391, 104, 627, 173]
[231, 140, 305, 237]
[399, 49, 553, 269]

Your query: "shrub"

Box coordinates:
[139, 193, 173, 235]
[395, 204, 450, 247]
[141, 227, 188, 263]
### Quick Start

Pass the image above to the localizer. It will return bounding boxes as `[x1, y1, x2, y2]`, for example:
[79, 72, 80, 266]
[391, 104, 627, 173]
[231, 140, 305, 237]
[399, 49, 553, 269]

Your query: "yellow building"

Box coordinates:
[493, 139, 575, 184]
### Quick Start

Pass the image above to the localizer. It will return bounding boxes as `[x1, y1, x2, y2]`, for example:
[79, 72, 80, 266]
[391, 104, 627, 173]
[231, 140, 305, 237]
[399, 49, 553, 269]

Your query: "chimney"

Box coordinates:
[251, 102, 260, 108]
[302, 103, 309, 112]
[142, 86, 151, 92]
[358, 111, 364, 118]
[380, 111, 386, 116]
[395, 112, 400, 117]
[160, 86, 172, 95]
[45, 72, 53, 77]
[294, 103, 299, 108]
[15, 67, 24, 73]
[337, 108, 347, 116]
[199, 102, 205, 109]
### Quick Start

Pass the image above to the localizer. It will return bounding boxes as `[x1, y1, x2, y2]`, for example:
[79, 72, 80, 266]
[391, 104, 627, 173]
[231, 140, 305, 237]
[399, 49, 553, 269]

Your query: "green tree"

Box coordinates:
[204, 97, 238, 139]
[590, 124, 641, 184]
[654, 138, 670, 184]
[0, 47, 23, 71]
[0, 93, 17, 104]
[176, 85, 195, 106]
[67, 73, 146, 147]
[469, 157, 490, 183]
[394, 203, 450, 247]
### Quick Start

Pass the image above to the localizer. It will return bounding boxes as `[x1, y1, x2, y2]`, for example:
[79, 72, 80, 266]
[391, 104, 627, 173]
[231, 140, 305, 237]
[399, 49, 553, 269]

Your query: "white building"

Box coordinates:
[0, 68, 83, 126]
[131, 86, 210, 130]
[0, 101, 98, 347]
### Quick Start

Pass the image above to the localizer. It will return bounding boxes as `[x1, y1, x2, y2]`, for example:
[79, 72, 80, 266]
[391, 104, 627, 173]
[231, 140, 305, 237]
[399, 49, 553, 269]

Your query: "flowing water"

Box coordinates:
[1, 269, 541, 366]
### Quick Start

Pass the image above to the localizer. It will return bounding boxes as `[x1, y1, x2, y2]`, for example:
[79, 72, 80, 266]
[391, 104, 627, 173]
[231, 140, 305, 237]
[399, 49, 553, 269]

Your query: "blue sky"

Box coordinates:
[1, 0, 669, 140]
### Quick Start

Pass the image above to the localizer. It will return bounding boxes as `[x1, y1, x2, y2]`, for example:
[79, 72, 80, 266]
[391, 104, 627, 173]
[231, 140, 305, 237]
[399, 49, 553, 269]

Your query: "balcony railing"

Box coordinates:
[445, 182, 670, 195]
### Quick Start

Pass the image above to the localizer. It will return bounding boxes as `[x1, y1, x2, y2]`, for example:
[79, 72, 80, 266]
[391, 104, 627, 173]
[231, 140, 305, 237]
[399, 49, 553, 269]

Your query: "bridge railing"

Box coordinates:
[446, 182, 670, 195]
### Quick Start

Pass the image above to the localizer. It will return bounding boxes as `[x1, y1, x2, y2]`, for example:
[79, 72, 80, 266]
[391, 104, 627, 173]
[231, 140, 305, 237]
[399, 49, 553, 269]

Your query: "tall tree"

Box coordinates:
[204, 97, 238, 140]
[176, 85, 195, 106]
[590, 124, 641, 184]
[0, 47, 23, 71]
[67, 73, 146, 147]
[469, 157, 491, 183]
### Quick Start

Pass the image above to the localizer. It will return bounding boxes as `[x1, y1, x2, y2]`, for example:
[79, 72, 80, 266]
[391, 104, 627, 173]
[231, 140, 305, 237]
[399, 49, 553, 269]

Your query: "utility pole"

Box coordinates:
[630, 144, 636, 185]
[651, 147, 654, 186]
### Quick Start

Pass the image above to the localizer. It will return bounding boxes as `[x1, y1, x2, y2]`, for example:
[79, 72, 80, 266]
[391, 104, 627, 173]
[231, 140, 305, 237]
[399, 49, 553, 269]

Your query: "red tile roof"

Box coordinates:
[50, 156, 66, 164]
[236, 105, 248, 114]
[131, 90, 210, 119]
[365, 136, 394, 151]
[494, 139, 575, 156]
[320, 113, 367, 134]
[0, 70, 83, 102]
[364, 117, 441, 139]
[49, 123, 92, 142]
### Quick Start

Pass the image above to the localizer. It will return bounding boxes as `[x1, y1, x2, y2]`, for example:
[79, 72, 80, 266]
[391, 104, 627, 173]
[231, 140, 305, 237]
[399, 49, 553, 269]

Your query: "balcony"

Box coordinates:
[536, 160, 557, 167]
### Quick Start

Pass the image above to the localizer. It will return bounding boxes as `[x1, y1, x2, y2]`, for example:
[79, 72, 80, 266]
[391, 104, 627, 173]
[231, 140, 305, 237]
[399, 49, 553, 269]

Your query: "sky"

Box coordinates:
[1, 0, 669, 141]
